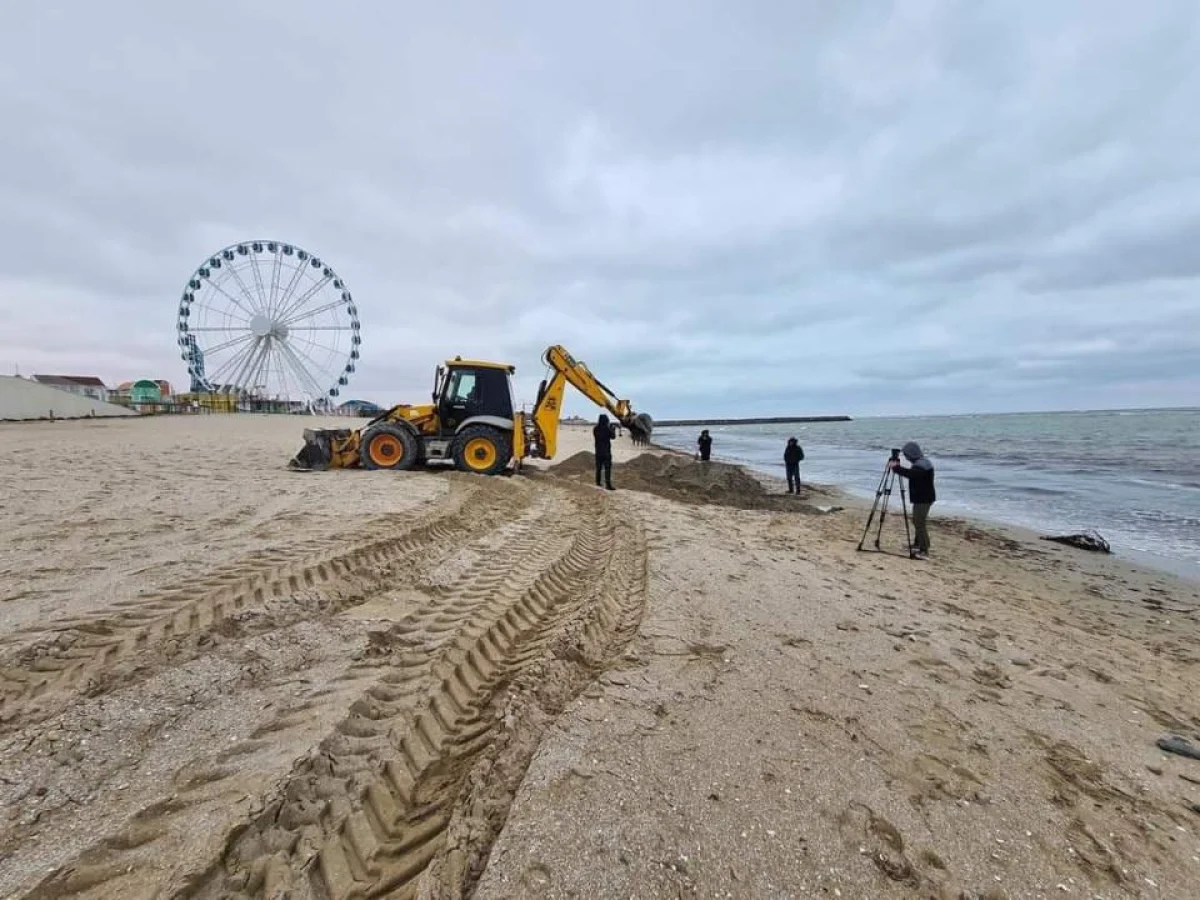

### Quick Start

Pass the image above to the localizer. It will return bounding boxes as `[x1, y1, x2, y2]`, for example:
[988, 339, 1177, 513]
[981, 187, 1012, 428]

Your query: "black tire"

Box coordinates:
[359, 423, 418, 471]
[452, 424, 512, 476]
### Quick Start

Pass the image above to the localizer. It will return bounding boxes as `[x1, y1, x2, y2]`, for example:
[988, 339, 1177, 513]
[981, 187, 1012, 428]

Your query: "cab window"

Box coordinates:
[445, 371, 478, 405]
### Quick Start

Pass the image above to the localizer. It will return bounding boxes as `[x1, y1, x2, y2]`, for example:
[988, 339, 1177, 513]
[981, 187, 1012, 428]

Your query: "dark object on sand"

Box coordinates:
[1040, 530, 1111, 553]
[1157, 735, 1200, 761]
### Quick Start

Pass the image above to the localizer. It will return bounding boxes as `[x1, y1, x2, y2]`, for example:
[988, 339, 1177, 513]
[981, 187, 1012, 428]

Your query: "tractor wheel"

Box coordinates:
[452, 424, 512, 476]
[359, 423, 418, 471]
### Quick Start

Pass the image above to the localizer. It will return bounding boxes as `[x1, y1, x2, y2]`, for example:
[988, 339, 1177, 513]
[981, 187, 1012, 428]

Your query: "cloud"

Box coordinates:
[1, 0, 1198, 418]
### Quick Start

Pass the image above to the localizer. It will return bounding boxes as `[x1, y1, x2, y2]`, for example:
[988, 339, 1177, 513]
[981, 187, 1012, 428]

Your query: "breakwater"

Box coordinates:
[653, 415, 851, 427]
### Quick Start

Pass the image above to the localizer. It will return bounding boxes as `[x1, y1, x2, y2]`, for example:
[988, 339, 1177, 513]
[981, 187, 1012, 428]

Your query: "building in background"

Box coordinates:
[31, 374, 110, 402]
[128, 379, 163, 406]
[337, 399, 383, 417]
[1, 375, 135, 420]
[111, 379, 173, 406]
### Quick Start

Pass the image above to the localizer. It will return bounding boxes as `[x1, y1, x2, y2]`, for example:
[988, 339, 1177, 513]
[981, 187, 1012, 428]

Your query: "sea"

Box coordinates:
[651, 409, 1200, 580]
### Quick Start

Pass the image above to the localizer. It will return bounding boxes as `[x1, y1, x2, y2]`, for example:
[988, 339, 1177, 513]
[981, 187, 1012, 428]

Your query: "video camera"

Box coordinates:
[890, 447, 901, 460]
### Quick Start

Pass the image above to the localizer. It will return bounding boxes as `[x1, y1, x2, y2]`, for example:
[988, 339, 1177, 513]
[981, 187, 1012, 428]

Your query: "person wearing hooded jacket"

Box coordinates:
[783, 437, 804, 493]
[890, 441, 935, 558]
[593, 413, 617, 490]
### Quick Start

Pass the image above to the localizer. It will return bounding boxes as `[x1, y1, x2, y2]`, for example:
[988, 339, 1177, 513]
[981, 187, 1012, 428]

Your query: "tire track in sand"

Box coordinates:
[173, 484, 648, 900]
[0, 476, 524, 731]
[8, 484, 564, 900]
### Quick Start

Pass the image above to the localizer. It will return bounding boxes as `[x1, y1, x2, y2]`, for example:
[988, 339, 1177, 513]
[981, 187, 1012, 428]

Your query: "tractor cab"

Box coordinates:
[433, 357, 517, 436]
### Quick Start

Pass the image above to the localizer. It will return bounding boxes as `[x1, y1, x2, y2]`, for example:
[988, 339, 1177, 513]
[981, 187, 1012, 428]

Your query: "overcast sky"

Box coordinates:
[2, 1, 1198, 418]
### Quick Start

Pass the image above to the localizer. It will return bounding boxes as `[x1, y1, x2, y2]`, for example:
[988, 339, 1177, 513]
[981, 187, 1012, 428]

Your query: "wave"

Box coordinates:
[1008, 485, 1072, 497]
[952, 475, 996, 485]
[1128, 477, 1200, 493]
[1128, 508, 1200, 529]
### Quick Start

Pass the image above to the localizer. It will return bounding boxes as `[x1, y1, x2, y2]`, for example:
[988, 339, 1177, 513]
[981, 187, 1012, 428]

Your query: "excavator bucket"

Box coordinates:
[289, 428, 356, 470]
[624, 412, 654, 442]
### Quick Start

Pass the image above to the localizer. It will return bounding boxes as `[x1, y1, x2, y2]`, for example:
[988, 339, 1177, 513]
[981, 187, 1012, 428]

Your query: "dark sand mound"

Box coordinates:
[545, 451, 822, 512]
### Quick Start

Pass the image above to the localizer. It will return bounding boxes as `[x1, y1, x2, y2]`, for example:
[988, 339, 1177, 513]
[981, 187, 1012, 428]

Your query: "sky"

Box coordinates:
[1, 1, 1199, 419]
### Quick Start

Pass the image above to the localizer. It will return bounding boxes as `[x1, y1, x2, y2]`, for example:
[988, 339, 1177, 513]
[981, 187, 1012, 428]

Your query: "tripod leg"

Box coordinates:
[857, 501, 877, 551]
[857, 463, 891, 550]
[875, 469, 893, 550]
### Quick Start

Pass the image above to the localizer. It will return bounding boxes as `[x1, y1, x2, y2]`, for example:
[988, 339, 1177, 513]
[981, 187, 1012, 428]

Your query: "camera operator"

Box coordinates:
[889, 442, 935, 559]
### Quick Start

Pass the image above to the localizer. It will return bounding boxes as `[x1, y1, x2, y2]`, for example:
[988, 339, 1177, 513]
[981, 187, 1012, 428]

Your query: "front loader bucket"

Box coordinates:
[289, 428, 345, 471]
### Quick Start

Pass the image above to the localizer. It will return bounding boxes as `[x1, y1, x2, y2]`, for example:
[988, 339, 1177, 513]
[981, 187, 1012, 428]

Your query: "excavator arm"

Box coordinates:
[525, 344, 652, 460]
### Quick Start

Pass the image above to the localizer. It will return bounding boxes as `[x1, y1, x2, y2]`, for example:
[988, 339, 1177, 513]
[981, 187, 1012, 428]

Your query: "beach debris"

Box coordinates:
[1040, 530, 1111, 553]
[1156, 734, 1200, 761]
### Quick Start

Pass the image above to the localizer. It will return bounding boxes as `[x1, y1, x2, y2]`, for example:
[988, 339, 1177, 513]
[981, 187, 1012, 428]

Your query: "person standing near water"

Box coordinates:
[890, 441, 935, 559]
[784, 437, 804, 493]
[697, 429, 712, 462]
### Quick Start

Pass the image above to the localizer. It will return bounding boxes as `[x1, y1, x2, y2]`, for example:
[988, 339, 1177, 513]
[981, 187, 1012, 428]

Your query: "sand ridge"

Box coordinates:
[542, 450, 831, 512]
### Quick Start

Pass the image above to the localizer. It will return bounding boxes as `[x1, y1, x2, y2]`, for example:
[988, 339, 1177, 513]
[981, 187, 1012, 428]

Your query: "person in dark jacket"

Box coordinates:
[890, 441, 935, 558]
[784, 437, 804, 494]
[697, 429, 712, 461]
[593, 413, 616, 490]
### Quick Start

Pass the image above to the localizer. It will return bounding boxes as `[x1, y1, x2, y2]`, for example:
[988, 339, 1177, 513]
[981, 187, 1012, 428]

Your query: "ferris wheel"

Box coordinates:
[176, 240, 361, 407]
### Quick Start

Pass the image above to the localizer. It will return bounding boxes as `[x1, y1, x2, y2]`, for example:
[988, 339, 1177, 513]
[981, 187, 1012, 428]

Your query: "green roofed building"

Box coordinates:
[129, 379, 162, 404]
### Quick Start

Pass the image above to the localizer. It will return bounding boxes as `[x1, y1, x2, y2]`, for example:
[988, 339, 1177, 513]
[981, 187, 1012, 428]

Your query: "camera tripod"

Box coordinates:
[856, 451, 915, 558]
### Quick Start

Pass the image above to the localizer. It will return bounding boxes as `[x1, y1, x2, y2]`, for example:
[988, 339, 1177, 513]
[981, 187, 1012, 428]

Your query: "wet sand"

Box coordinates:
[1, 416, 1198, 898]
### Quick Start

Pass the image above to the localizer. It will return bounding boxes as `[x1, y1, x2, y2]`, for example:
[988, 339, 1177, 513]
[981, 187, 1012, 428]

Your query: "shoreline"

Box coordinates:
[648, 434, 1200, 586]
[581, 427, 1200, 607]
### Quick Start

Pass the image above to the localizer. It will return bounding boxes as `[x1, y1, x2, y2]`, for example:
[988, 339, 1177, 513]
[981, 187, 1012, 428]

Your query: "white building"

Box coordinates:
[1, 376, 134, 420]
[32, 374, 110, 402]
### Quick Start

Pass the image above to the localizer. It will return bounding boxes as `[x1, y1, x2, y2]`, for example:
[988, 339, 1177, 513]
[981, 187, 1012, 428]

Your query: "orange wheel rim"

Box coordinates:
[369, 434, 403, 466]
[463, 437, 497, 470]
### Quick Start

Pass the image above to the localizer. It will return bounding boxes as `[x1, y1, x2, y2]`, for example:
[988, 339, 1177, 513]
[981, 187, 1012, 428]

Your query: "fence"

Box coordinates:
[106, 395, 374, 416]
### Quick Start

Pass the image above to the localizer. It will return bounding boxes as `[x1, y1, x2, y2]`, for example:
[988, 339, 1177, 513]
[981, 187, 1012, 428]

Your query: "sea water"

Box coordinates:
[652, 409, 1200, 579]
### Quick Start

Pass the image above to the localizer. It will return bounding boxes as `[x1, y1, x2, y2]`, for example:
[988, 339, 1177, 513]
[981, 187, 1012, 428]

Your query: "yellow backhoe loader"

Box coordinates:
[288, 344, 653, 475]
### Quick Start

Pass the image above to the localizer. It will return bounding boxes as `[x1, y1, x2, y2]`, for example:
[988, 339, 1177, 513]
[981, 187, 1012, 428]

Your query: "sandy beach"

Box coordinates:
[2, 415, 1199, 899]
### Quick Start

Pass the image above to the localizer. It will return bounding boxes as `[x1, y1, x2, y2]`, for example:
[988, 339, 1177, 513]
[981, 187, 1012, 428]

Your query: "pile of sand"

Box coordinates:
[547, 451, 813, 511]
